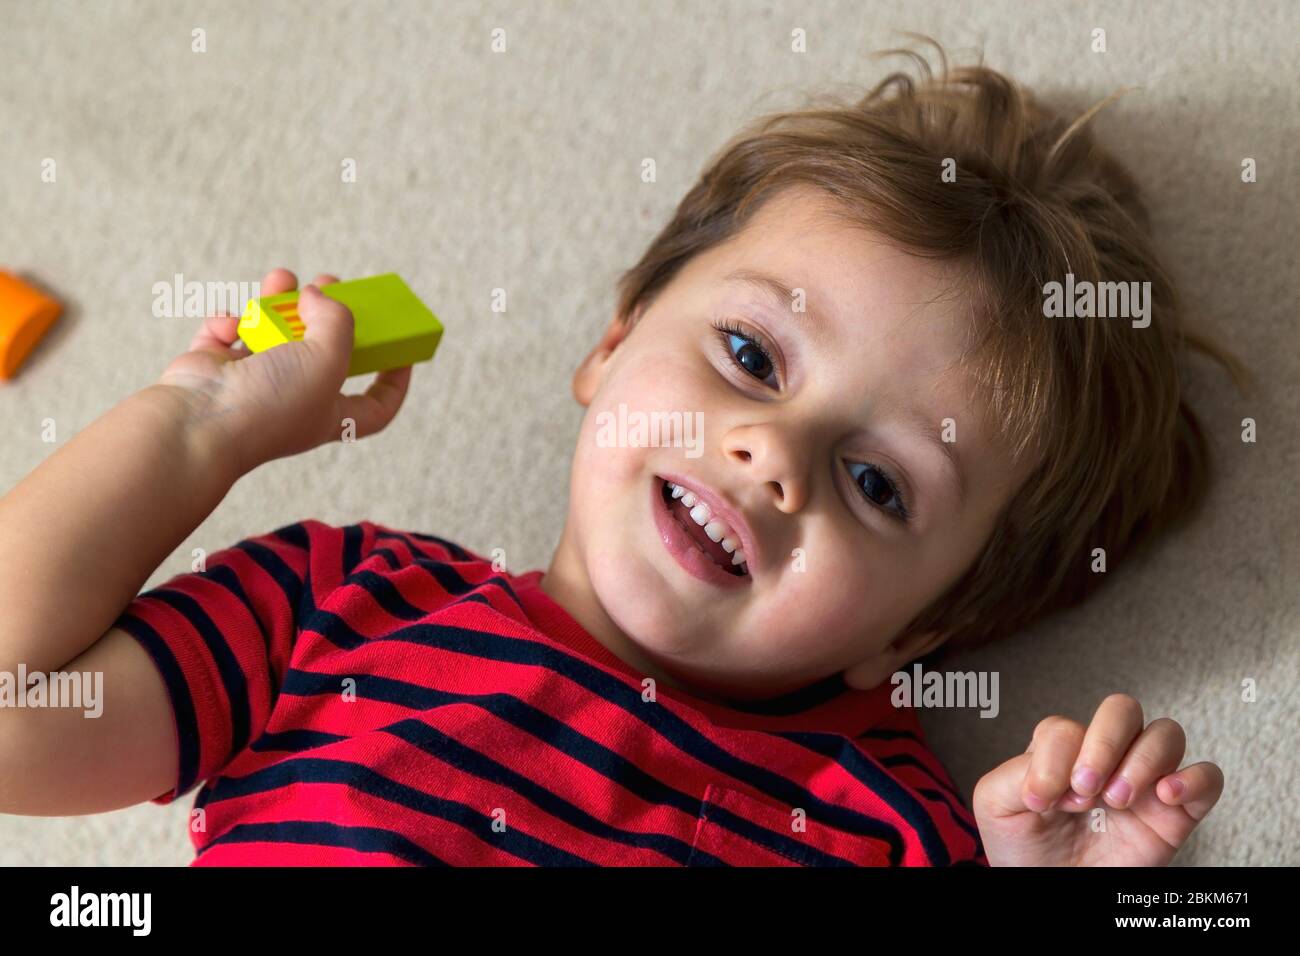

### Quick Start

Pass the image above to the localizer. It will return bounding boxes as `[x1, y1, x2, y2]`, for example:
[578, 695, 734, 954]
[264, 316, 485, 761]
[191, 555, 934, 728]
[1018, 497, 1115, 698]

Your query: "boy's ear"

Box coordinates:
[842, 629, 948, 691]
[572, 306, 643, 406]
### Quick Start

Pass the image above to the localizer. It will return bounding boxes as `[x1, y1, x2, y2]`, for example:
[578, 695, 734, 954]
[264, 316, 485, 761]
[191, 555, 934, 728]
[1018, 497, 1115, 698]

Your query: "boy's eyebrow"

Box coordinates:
[725, 267, 967, 510]
[724, 269, 818, 324]
[894, 402, 968, 510]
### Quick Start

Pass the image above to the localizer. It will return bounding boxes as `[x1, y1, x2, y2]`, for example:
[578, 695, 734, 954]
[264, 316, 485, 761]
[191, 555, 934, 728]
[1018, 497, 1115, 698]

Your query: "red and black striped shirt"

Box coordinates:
[114, 520, 986, 866]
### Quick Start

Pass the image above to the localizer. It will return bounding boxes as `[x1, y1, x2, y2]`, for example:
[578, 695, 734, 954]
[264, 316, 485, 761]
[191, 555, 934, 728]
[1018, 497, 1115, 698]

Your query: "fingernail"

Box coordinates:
[1023, 789, 1048, 812]
[1162, 776, 1185, 801]
[1104, 777, 1133, 807]
[1071, 766, 1101, 795]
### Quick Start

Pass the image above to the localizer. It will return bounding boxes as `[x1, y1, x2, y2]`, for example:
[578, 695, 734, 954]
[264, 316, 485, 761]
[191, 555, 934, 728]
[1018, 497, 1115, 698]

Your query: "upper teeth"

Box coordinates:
[667, 481, 748, 570]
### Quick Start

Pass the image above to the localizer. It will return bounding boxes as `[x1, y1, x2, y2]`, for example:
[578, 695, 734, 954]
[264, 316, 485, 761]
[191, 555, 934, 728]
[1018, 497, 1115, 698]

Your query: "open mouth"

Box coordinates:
[657, 477, 749, 578]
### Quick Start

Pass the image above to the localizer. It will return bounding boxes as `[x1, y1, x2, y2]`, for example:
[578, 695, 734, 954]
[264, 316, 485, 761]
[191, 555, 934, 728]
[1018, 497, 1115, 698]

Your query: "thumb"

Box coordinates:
[298, 284, 354, 378]
[973, 751, 1036, 819]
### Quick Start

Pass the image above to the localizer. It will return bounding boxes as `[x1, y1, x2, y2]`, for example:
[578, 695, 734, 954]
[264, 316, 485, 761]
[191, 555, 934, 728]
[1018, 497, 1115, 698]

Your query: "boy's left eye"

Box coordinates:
[714, 321, 779, 388]
[847, 460, 911, 521]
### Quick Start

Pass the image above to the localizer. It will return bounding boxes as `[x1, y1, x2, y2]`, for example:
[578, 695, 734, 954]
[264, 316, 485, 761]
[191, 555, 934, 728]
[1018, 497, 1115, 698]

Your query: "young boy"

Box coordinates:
[0, 44, 1231, 865]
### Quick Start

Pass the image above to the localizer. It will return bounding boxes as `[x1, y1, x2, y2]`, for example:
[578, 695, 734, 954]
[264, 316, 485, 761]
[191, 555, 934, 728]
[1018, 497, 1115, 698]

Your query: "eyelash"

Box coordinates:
[710, 318, 913, 523]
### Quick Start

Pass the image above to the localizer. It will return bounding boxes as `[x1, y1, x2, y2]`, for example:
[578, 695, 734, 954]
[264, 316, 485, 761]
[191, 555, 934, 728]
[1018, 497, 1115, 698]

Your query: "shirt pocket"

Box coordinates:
[686, 782, 892, 867]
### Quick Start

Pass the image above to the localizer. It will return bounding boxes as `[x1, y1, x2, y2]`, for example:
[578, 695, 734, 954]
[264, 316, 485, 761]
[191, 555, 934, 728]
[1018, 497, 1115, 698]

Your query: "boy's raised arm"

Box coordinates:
[0, 383, 240, 678]
[0, 382, 247, 815]
[0, 268, 413, 816]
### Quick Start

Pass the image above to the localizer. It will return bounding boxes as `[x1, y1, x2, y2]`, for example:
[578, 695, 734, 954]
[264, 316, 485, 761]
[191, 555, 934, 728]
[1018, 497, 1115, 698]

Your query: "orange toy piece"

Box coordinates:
[0, 271, 62, 380]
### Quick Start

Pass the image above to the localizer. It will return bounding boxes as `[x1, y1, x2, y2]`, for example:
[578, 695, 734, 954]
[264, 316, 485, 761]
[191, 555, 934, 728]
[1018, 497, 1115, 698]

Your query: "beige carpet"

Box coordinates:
[1, 0, 1295, 865]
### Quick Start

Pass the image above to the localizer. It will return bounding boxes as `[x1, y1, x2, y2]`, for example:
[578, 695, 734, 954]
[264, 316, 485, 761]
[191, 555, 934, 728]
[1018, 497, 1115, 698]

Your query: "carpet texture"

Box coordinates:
[1, 0, 1295, 866]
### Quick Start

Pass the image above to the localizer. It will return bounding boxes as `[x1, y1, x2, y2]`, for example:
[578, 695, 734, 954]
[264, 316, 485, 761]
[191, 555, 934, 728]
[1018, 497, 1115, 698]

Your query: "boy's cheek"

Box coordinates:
[597, 339, 721, 412]
[778, 547, 906, 658]
[576, 374, 720, 480]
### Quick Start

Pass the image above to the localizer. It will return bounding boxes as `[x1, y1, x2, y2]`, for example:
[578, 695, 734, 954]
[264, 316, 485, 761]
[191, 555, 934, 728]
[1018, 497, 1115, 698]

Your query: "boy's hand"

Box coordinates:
[155, 268, 412, 475]
[973, 694, 1224, 866]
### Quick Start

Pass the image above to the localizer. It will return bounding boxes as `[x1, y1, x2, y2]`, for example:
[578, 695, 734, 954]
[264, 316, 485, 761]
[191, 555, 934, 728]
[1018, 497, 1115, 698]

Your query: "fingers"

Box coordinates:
[1070, 693, 1144, 799]
[981, 697, 1220, 840]
[298, 283, 355, 380]
[1102, 717, 1186, 810]
[1022, 716, 1085, 811]
[258, 268, 339, 294]
[187, 313, 242, 353]
[1027, 696, 1186, 814]
[261, 268, 298, 296]
[1156, 761, 1224, 821]
[336, 365, 413, 439]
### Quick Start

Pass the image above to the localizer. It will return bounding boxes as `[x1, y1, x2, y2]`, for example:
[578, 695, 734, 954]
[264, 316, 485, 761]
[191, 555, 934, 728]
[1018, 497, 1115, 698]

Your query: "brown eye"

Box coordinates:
[734, 337, 773, 379]
[716, 325, 778, 388]
[847, 461, 911, 521]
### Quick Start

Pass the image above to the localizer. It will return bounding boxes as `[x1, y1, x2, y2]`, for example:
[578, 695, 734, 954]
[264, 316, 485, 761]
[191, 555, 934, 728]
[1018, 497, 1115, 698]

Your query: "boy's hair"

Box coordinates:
[613, 36, 1248, 651]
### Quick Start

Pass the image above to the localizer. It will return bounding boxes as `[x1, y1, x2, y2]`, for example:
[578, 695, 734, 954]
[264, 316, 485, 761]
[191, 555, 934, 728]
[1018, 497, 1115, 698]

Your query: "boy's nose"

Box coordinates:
[722, 423, 809, 514]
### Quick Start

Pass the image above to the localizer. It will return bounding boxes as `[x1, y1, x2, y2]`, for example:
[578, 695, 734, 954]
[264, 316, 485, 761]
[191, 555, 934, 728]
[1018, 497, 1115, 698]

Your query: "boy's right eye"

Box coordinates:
[712, 319, 780, 389]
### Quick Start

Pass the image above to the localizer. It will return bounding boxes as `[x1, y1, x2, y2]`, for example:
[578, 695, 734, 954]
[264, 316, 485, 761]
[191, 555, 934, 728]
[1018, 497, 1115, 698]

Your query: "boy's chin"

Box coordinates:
[587, 556, 718, 655]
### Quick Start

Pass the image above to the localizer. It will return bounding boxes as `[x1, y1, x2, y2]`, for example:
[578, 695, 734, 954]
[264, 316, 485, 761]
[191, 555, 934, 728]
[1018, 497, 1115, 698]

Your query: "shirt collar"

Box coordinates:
[516, 569, 909, 738]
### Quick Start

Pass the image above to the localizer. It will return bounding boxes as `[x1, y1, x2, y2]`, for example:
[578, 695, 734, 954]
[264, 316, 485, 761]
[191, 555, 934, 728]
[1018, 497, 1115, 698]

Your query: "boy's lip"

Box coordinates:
[654, 471, 761, 579]
[651, 477, 750, 590]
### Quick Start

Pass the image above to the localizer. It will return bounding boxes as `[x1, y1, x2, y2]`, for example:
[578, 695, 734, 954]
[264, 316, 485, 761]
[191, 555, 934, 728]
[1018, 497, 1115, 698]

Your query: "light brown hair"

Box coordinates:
[612, 36, 1249, 652]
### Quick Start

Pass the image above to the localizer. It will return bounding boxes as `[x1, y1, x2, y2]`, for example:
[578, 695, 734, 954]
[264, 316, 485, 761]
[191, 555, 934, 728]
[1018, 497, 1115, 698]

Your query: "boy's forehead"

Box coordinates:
[709, 185, 969, 334]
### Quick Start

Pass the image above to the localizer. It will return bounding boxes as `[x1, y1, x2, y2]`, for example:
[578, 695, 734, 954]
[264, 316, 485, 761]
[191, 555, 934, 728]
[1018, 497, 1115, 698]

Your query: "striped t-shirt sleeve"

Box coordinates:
[112, 520, 341, 805]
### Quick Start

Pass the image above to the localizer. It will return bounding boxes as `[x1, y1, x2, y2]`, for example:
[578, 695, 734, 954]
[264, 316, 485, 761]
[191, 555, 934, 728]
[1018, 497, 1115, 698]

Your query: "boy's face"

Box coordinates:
[543, 184, 1026, 702]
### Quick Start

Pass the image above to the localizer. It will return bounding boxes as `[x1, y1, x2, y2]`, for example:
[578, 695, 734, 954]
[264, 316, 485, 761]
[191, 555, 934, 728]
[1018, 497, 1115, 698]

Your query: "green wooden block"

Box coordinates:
[237, 273, 443, 377]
